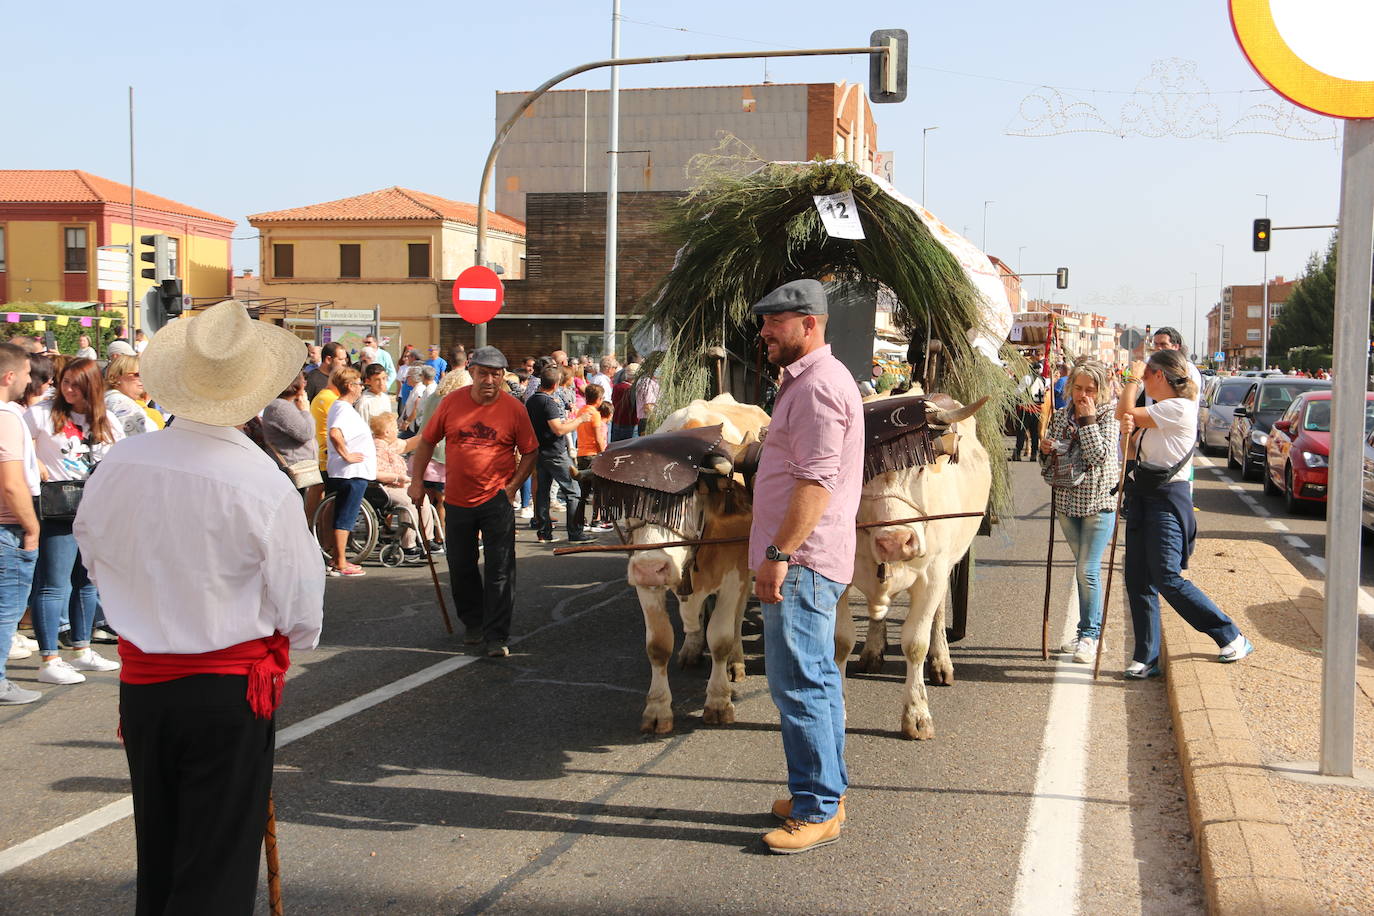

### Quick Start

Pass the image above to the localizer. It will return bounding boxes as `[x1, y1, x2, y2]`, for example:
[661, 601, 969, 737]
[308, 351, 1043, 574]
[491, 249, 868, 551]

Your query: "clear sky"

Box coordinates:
[5, 0, 1345, 348]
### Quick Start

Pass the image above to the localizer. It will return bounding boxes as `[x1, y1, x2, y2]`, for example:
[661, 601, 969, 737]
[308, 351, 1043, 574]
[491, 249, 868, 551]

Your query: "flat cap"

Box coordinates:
[469, 345, 508, 369]
[750, 279, 827, 316]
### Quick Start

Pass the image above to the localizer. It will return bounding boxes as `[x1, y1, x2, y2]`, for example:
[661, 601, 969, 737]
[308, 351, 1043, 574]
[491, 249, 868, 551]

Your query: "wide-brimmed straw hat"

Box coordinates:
[141, 301, 307, 427]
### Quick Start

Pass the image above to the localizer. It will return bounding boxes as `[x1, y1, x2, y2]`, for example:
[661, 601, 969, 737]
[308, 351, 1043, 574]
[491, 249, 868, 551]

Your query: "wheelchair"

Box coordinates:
[311, 482, 421, 568]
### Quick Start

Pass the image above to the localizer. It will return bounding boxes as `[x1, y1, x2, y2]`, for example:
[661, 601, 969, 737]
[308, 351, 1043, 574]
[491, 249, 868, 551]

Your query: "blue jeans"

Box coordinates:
[1058, 511, 1116, 640]
[0, 525, 38, 681]
[763, 565, 848, 823]
[609, 424, 637, 443]
[32, 517, 99, 654]
[519, 476, 532, 509]
[1124, 500, 1239, 666]
[328, 477, 369, 532]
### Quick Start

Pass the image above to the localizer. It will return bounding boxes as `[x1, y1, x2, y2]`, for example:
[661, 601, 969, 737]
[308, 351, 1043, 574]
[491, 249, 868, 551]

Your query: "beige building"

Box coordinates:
[495, 82, 880, 220]
[247, 187, 525, 349]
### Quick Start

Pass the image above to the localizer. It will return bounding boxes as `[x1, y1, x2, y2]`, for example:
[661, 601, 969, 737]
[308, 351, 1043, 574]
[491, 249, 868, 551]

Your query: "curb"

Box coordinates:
[1158, 539, 1366, 916]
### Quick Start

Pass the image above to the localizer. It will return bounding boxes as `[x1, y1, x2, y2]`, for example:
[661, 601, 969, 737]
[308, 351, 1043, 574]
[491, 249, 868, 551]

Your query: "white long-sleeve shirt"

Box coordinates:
[73, 418, 324, 654]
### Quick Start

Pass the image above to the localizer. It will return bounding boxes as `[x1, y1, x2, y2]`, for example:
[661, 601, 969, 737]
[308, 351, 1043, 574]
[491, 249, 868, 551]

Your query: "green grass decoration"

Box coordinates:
[632, 159, 1018, 513]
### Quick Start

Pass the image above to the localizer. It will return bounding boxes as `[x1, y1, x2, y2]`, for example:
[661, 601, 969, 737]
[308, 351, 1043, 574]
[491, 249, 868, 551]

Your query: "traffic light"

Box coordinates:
[159, 278, 184, 318]
[139, 233, 173, 282]
[1252, 218, 1271, 252]
[142, 278, 184, 335]
[868, 29, 908, 104]
[1056, 267, 1069, 290]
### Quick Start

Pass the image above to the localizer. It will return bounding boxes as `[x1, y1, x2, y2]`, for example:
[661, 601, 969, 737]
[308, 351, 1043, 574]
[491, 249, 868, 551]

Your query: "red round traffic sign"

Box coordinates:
[451, 265, 504, 324]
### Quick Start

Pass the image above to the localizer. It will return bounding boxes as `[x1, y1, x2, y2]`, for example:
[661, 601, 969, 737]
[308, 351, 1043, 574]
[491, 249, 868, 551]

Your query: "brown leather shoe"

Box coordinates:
[762, 814, 842, 854]
[770, 795, 846, 824]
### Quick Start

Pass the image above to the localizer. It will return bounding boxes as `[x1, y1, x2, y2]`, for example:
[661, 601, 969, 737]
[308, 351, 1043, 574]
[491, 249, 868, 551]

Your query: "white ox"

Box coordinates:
[618, 395, 770, 735]
[837, 395, 991, 740]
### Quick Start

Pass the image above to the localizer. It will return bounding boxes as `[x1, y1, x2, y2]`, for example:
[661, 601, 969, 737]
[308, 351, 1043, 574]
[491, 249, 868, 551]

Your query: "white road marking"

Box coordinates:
[1284, 535, 1312, 550]
[1266, 519, 1290, 532]
[1012, 581, 1090, 916]
[0, 582, 632, 877]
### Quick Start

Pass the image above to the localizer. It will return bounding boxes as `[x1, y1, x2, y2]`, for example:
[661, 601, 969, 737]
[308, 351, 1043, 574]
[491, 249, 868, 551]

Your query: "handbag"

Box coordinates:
[1039, 417, 1086, 489]
[38, 479, 85, 521]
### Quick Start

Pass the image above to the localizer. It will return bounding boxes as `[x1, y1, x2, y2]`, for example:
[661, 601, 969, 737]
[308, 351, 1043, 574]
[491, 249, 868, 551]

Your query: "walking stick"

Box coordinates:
[265, 792, 283, 916]
[417, 504, 453, 634]
[1042, 500, 1056, 661]
[1093, 429, 1133, 680]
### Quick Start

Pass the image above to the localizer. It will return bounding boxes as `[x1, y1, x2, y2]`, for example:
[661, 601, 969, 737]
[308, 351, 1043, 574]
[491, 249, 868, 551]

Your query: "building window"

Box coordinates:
[64, 227, 87, 272]
[274, 244, 294, 278]
[340, 244, 361, 278]
[1247, 305, 1262, 318]
[407, 243, 430, 278]
[1247, 328, 1261, 341]
[0, 226, 5, 272]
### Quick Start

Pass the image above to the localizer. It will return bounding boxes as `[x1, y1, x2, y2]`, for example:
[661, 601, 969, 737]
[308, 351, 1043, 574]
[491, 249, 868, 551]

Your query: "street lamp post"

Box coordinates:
[982, 200, 994, 252]
[1216, 242, 1226, 367]
[921, 126, 938, 208]
[1192, 271, 1199, 362]
[1257, 192, 1270, 369]
[1017, 245, 1026, 275]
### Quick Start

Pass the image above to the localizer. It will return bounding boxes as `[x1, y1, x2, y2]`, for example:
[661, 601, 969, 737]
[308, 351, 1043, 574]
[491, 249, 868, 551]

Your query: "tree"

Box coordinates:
[1269, 233, 1374, 358]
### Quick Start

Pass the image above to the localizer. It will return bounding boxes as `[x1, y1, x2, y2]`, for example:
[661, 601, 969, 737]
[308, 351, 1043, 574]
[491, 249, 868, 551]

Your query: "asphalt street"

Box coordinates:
[12, 443, 1348, 914]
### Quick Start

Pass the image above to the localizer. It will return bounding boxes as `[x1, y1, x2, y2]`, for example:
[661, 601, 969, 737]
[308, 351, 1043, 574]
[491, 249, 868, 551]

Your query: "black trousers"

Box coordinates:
[445, 493, 517, 645]
[120, 675, 274, 916]
[1014, 410, 1041, 457]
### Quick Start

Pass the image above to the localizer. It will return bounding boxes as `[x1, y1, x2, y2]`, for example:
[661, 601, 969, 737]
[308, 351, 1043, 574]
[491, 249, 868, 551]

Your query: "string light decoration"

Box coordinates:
[1006, 59, 1335, 141]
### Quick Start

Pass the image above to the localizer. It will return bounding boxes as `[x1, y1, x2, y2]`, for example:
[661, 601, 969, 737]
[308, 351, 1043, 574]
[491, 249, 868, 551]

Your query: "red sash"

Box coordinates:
[118, 633, 291, 719]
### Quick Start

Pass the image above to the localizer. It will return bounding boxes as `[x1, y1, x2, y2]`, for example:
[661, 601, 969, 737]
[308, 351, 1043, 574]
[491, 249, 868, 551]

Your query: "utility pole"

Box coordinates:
[982, 200, 994, 252]
[1192, 272, 1199, 362]
[1257, 192, 1270, 369]
[602, 0, 622, 360]
[921, 126, 938, 208]
[1216, 243, 1225, 367]
[128, 87, 136, 336]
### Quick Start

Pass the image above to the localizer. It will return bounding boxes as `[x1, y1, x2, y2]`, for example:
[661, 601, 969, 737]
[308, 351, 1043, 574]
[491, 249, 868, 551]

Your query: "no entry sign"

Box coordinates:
[1231, 0, 1374, 117]
[452, 265, 504, 324]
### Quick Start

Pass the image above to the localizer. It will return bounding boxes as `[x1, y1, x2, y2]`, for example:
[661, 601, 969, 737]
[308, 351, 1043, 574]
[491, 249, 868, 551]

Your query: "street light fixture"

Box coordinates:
[921, 126, 939, 208]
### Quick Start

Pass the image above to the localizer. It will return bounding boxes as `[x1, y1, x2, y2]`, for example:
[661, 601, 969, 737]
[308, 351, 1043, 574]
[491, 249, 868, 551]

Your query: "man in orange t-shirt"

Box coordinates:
[409, 347, 536, 657]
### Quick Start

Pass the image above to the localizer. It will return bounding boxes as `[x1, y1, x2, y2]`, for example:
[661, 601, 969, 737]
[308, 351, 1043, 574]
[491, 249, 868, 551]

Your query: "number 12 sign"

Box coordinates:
[813, 190, 866, 240]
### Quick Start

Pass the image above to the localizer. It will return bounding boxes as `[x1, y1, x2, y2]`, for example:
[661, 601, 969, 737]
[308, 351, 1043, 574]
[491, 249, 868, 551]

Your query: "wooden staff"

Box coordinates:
[418, 518, 453, 634]
[264, 792, 283, 916]
[1093, 425, 1133, 680]
[550, 511, 987, 556]
[1041, 492, 1056, 662]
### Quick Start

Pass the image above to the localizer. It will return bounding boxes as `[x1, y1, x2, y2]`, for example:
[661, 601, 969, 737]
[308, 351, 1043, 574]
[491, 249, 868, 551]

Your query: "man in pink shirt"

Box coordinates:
[748, 279, 863, 854]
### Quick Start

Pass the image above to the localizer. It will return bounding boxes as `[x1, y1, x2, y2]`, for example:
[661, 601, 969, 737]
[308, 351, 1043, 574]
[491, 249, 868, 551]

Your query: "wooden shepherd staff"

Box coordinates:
[264, 792, 283, 916]
[418, 532, 453, 634]
[1093, 424, 1134, 680]
[1039, 365, 1056, 661]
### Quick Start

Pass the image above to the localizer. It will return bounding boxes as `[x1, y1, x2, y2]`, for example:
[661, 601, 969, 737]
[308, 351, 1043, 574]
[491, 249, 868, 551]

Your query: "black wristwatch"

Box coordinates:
[765, 545, 791, 562]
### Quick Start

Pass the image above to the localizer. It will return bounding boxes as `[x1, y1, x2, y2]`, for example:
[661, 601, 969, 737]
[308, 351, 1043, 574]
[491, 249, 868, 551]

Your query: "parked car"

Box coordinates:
[1227, 377, 1331, 479]
[1362, 427, 1374, 534]
[1261, 391, 1374, 512]
[1198, 377, 1253, 454]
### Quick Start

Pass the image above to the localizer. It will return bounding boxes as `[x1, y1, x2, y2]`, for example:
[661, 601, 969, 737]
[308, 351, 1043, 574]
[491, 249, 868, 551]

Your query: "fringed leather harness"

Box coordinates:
[863, 395, 953, 482]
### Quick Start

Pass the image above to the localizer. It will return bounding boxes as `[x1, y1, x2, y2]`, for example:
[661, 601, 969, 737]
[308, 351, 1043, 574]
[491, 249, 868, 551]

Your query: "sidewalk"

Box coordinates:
[1160, 537, 1374, 915]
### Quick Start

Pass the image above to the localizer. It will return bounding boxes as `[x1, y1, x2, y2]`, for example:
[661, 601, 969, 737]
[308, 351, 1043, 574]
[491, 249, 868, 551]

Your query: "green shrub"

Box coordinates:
[1, 302, 118, 355]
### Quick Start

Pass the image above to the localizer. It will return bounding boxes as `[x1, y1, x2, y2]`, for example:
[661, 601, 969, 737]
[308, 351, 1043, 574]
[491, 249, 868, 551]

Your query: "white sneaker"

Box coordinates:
[1058, 638, 1080, 656]
[37, 658, 85, 685]
[68, 648, 120, 672]
[1218, 635, 1254, 663]
[1073, 637, 1098, 664]
[16, 633, 37, 651]
[9, 633, 32, 660]
[0, 679, 41, 705]
[520, 506, 534, 519]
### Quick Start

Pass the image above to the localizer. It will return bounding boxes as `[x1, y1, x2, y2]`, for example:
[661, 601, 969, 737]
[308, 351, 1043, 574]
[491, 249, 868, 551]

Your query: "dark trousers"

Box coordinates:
[1014, 410, 1040, 458]
[445, 494, 517, 645]
[120, 675, 274, 916]
[1123, 500, 1240, 666]
[534, 453, 583, 540]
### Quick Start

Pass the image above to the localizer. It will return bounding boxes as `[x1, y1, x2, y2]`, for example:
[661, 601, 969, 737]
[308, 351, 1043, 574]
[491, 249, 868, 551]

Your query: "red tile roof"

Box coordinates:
[248, 187, 525, 236]
[0, 170, 234, 224]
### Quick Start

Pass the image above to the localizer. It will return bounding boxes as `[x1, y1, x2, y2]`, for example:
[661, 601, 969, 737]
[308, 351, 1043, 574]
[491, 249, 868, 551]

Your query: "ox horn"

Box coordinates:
[702, 454, 734, 476]
[926, 394, 990, 426]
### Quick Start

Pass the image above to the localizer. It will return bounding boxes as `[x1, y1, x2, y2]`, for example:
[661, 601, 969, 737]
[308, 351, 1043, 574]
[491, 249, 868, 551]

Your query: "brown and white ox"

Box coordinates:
[837, 395, 991, 740]
[612, 394, 769, 734]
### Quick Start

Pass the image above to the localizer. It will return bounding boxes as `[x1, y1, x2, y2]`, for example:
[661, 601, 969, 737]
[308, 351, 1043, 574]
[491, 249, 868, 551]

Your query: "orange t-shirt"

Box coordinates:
[421, 389, 537, 508]
[575, 406, 605, 458]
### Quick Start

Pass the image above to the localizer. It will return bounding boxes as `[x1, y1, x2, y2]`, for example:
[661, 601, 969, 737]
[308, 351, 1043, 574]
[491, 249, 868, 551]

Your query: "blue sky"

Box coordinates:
[5, 0, 1344, 345]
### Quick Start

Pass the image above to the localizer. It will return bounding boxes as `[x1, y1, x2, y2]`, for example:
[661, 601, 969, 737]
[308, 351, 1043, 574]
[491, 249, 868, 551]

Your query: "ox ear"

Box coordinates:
[926, 395, 990, 427]
[933, 431, 959, 459]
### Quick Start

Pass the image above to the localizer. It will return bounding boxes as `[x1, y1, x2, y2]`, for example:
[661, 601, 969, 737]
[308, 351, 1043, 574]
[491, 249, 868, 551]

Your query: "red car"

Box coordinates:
[1263, 390, 1374, 512]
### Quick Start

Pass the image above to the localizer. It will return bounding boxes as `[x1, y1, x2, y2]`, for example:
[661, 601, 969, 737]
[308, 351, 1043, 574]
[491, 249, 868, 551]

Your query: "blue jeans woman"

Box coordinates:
[1058, 510, 1116, 642]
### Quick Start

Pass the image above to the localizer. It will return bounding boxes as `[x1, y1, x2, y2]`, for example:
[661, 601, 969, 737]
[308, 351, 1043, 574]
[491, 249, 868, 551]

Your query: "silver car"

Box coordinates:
[1198, 377, 1253, 454]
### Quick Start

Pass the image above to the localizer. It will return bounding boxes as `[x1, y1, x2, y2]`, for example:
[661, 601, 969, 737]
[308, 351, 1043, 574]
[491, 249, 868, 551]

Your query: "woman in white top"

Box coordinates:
[324, 367, 376, 577]
[24, 358, 123, 684]
[1117, 349, 1252, 679]
[103, 354, 156, 439]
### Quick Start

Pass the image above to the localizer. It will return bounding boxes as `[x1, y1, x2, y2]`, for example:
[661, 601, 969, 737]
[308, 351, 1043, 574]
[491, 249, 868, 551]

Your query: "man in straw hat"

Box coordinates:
[748, 280, 863, 854]
[74, 302, 324, 913]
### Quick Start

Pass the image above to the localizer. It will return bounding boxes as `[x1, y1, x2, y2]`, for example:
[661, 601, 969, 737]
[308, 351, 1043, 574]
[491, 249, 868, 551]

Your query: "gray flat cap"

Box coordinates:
[469, 345, 508, 369]
[750, 279, 828, 316]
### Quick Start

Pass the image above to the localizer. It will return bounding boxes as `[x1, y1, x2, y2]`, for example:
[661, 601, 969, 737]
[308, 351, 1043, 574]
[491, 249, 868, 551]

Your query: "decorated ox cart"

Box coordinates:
[562, 159, 1022, 737]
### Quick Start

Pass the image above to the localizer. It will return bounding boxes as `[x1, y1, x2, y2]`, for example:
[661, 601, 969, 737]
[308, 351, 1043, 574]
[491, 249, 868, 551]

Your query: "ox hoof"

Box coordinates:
[703, 701, 736, 725]
[926, 659, 955, 687]
[678, 634, 705, 668]
[857, 648, 885, 674]
[640, 705, 674, 735]
[900, 709, 935, 740]
[728, 662, 746, 683]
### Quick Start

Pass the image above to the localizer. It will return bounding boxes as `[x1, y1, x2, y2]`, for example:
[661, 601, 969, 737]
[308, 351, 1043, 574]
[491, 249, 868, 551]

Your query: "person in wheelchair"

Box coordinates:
[370, 413, 436, 563]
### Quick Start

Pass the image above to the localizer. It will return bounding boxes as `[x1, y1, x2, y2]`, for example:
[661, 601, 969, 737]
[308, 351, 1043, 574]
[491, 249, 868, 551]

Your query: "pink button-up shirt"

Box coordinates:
[748, 344, 864, 584]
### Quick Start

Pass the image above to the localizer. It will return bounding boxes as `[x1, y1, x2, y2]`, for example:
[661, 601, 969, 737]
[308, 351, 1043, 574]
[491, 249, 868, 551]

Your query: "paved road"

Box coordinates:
[2, 455, 1224, 914]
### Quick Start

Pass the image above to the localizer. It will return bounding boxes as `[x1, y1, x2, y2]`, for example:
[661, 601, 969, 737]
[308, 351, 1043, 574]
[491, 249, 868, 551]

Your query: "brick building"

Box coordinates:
[438, 191, 682, 360]
[1205, 276, 1293, 367]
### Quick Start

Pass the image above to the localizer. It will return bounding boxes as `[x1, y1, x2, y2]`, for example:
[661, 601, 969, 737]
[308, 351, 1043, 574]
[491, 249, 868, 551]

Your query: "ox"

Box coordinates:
[837, 394, 991, 740]
[591, 394, 769, 735]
